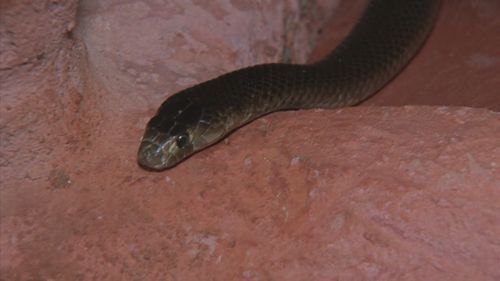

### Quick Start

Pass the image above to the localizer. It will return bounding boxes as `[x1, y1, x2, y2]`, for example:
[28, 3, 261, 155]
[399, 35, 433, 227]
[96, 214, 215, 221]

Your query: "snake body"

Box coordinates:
[138, 0, 440, 170]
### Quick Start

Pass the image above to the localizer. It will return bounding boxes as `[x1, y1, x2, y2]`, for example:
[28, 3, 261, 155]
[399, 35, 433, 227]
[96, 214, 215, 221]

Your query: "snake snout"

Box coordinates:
[137, 140, 168, 170]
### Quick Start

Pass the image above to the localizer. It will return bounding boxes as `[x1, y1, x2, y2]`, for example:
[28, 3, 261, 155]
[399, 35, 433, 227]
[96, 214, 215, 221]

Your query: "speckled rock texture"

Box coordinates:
[1, 0, 499, 280]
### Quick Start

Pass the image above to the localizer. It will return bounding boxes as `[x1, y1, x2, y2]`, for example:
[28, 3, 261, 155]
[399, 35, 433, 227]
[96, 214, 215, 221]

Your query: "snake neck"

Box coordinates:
[193, 0, 440, 133]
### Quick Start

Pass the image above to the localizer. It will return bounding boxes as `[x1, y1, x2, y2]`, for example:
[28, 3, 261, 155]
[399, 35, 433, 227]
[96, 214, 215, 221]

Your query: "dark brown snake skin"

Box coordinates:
[138, 0, 441, 170]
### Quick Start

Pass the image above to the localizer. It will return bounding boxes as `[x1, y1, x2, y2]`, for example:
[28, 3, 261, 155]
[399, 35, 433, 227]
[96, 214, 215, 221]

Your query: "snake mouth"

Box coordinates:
[137, 139, 178, 170]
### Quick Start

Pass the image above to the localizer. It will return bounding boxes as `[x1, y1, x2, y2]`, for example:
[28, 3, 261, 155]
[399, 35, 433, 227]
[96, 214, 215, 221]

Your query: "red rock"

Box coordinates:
[1, 1, 499, 280]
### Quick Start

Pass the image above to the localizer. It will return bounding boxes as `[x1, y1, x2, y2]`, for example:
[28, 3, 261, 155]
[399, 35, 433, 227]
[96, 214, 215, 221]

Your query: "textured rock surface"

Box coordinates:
[0, 0, 98, 187]
[76, 0, 339, 111]
[2, 106, 499, 280]
[1, 0, 499, 280]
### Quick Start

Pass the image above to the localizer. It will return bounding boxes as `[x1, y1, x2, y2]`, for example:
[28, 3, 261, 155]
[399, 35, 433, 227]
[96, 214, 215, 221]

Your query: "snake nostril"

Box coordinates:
[137, 141, 164, 169]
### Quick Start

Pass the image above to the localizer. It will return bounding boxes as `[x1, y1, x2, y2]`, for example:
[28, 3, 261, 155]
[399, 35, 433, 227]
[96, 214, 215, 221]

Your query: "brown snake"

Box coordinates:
[138, 0, 440, 170]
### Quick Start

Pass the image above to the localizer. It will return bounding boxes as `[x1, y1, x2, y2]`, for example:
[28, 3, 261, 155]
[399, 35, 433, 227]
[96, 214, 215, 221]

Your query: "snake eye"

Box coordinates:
[175, 134, 189, 148]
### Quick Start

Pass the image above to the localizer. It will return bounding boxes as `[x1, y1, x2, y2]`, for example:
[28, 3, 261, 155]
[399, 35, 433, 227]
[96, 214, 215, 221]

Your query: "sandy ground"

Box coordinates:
[1, 0, 499, 280]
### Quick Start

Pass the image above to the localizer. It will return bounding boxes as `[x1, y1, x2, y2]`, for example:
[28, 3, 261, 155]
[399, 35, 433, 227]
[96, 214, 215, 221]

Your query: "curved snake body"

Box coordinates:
[138, 0, 441, 170]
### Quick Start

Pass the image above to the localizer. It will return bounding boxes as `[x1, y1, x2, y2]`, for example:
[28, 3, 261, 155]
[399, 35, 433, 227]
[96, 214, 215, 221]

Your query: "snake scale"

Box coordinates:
[138, 0, 441, 170]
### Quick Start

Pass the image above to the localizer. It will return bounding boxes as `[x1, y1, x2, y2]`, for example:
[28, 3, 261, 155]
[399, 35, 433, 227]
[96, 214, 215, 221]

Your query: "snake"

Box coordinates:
[137, 0, 441, 170]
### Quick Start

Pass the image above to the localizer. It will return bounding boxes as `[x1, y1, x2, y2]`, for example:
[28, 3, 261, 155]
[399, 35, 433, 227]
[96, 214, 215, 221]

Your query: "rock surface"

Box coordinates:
[1, 0, 499, 280]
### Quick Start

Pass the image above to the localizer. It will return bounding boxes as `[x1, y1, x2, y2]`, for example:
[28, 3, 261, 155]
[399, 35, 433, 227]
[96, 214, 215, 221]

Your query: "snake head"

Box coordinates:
[137, 94, 203, 170]
[137, 124, 194, 170]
